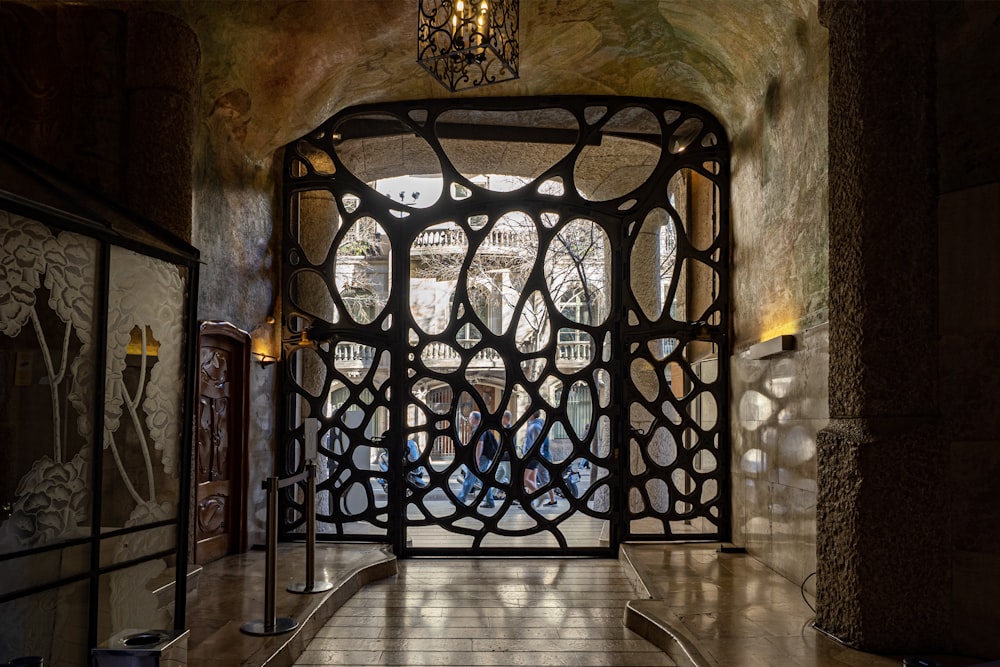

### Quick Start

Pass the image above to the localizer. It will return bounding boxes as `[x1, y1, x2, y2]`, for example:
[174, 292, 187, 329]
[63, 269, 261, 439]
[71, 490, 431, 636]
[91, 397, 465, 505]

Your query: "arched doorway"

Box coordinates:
[281, 96, 730, 555]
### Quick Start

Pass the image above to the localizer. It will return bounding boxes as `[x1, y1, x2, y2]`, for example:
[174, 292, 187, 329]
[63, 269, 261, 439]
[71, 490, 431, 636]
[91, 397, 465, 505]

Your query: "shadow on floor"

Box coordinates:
[184, 541, 993, 667]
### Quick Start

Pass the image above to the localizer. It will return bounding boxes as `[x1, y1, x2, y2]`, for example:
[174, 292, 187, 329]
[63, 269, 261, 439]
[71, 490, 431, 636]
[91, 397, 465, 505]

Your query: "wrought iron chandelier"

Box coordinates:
[417, 0, 519, 92]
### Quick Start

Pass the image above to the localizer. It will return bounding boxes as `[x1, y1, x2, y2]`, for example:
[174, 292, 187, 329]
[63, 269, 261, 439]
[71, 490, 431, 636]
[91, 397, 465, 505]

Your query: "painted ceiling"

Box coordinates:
[162, 0, 818, 160]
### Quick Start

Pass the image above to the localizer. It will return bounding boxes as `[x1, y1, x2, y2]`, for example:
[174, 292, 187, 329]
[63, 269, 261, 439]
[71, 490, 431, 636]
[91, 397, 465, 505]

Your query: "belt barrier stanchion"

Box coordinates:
[240, 476, 298, 636]
[288, 460, 334, 593]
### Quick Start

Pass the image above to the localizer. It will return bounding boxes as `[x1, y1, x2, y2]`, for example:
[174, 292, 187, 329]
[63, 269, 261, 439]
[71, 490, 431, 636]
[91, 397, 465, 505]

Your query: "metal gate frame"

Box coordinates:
[279, 96, 730, 555]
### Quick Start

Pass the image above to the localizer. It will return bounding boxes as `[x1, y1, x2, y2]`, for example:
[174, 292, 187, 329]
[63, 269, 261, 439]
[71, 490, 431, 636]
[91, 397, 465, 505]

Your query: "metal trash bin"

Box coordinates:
[91, 629, 188, 667]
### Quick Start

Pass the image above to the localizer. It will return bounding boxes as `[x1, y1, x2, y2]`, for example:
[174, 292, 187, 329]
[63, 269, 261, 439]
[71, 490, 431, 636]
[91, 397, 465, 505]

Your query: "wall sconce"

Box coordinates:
[251, 316, 279, 368]
[748, 334, 795, 360]
[252, 352, 278, 367]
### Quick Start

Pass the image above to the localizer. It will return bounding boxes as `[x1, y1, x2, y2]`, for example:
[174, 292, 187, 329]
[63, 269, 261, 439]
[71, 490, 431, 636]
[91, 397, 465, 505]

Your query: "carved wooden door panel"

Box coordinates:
[194, 322, 249, 564]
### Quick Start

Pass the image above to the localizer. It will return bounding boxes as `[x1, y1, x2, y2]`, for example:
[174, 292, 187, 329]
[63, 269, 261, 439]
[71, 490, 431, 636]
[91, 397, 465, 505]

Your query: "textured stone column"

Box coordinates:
[125, 10, 199, 241]
[0, 3, 127, 199]
[815, 0, 947, 652]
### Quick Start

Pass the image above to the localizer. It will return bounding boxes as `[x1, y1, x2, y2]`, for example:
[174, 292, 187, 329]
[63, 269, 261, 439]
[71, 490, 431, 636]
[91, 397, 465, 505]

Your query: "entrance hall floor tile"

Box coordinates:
[294, 558, 674, 666]
[188, 542, 991, 666]
[622, 543, 989, 667]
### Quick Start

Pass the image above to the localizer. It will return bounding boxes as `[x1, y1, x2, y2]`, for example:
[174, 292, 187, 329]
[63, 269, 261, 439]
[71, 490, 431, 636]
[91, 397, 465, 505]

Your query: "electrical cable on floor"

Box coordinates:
[801, 617, 816, 640]
[800, 571, 817, 613]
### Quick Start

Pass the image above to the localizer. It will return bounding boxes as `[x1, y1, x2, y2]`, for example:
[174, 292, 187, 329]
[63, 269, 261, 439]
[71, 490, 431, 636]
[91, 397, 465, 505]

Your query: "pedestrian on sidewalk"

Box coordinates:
[457, 410, 498, 508]
[523, 409, 557, 507]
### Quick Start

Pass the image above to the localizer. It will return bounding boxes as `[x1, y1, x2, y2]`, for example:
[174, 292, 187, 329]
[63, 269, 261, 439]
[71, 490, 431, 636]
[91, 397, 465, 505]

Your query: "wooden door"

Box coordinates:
[194, 322, 249, 564]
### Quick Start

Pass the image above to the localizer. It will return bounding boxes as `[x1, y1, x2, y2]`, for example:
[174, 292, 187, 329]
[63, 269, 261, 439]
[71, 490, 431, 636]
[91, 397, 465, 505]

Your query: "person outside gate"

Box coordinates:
[404, 435, 427, 488]
[523, 409, 557, 507]
[457, 410, 498, 508]
[494, 410, 515, 499]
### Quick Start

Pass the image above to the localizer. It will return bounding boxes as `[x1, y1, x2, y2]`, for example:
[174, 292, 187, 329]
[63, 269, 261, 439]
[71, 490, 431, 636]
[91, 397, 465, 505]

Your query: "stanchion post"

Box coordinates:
[288, 458, 334, 593]
[305, 461, 316, 590]
[264, 475, 278, 625]
[241, 476, 298, 635]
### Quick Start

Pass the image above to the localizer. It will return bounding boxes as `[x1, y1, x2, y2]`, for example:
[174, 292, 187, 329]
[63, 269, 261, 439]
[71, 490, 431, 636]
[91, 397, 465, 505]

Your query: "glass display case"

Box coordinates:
[0, 142, 199, 665]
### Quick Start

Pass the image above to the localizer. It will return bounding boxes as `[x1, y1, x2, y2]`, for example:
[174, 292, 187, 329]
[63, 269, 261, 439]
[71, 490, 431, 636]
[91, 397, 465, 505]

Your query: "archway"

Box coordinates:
[280, 96, 730, 555]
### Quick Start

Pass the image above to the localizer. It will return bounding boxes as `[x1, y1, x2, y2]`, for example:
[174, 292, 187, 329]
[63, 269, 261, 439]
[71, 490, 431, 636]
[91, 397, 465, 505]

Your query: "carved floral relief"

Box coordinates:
[0, 210, 189, 659]
[0, 212, 96, 550]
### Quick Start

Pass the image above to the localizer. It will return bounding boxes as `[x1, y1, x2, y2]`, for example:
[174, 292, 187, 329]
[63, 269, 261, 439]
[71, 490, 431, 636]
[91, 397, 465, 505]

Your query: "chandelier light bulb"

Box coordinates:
[418, 0, 519, 91]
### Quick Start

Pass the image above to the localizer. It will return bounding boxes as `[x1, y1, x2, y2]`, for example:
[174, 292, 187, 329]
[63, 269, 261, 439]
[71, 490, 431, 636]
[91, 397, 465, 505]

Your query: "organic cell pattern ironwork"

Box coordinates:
[281, 96, 730, 555]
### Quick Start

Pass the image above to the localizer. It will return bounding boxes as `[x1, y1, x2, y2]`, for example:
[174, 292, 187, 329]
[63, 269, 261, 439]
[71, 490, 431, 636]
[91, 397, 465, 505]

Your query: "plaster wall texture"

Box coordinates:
[0, 0, 830, 606]
[172, 0, 823, 564]
[192, 118, 281, 547]
[169, 0, 815, 162]
[725, 2, 829, 585]
[729, 4, 829, 348]
[191, 63, 283, 547]
[183, 3, 832, 579]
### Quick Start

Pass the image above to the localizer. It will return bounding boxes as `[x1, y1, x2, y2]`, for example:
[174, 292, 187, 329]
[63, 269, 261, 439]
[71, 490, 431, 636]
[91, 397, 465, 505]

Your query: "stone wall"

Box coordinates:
[727, 2, 829, 588]
[816, 0, 946, 652]
[730, 324, 828, 589]
[193, 80, 282, 548]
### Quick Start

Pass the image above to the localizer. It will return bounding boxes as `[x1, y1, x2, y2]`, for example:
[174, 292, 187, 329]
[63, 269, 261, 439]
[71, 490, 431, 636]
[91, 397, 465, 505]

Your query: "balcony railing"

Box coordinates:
[334, 343, 379, 363]
[422, 341, 501, 362]
[331, 340, 593, 369]
[556, 340, 593, 362]
[411, 227, 534, 254]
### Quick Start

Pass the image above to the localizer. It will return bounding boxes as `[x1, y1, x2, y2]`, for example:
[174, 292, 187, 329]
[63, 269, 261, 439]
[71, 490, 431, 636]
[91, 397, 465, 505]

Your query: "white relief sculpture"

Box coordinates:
[0, 217, 185, 544]
[4, 451, 90, 547]
[0, 212, 95, 550]
[109, 500, 175, 630]
[1, 212, 188, 657]
[103, 247, 186, 509]
[0, 212, 97, 662]
[104, 247, 186, 632]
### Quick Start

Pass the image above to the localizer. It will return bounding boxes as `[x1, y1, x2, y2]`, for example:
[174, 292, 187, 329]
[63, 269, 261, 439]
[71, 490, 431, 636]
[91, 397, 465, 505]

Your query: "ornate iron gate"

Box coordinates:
[281, 96, 730, 555]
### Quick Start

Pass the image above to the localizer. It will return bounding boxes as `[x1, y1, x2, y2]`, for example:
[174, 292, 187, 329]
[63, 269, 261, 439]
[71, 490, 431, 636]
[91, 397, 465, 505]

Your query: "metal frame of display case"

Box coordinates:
[0, 142, 199, 663]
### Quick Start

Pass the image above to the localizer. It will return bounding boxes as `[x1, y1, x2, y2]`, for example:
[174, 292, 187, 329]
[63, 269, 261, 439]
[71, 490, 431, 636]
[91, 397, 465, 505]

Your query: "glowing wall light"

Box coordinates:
[747, 334, 795, 360]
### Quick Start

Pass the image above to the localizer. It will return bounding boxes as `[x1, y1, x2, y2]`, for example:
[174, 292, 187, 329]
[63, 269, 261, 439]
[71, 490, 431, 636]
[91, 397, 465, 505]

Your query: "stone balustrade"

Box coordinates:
[331, 340, 593, 368]
[410, 227, 533, 253]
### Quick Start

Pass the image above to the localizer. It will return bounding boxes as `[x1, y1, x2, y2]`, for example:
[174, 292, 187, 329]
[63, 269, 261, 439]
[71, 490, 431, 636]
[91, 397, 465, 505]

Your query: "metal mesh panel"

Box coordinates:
[281, 96, 730, 554]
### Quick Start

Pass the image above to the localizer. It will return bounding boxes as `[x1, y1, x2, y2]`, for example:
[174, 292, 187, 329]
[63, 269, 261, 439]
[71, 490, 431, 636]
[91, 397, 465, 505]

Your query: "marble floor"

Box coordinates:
[621, 544, 989, 667]
[293, 558, 671, 666]
[186, 542, 993, 667]
[186, 542, 397, 667]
